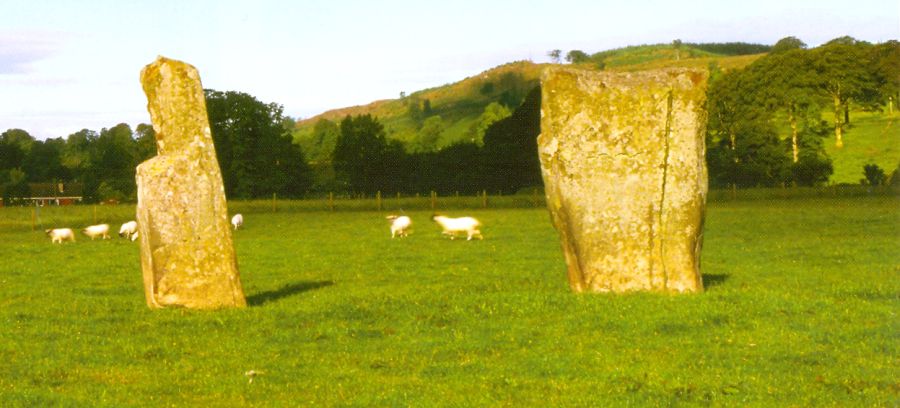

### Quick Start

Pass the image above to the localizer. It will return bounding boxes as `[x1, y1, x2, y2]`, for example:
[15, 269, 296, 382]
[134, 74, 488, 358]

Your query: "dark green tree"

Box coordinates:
[23, 138, 69, 182]
[481, 86, 542, 193]
[862, 164, 886, 186]
[205, 89, 311, 198]
[332, 114, 405, 194]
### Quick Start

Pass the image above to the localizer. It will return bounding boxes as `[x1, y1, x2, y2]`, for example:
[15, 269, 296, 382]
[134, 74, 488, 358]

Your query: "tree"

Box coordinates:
[332, 114, 405, 194]
[413, 115, 445, 152]
[134, 123, 157, 163]
[706, 69, 794, 187]
[810, 37, 873, 147]
[482, 86, 543, 193]
[23, 138, 69, 182]
[869, 41, 900, 112]
[205, 89, 311, 198]
[565, 50, 589, 64]
[745, 49, 822, 163]
[0, 129, 35, 154]
[771, 36, 806, 53]
[468, 102, 511, 145]
[672, 39, 683, 60]
[548, 49, 561, 64]
[862, 164, 886, 186]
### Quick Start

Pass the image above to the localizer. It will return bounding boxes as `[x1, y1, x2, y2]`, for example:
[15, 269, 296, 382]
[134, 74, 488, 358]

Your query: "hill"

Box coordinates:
[291, 43, 763, 164]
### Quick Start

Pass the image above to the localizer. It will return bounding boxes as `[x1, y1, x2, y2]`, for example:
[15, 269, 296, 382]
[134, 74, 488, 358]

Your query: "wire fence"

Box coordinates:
[1, 186, 896, 233]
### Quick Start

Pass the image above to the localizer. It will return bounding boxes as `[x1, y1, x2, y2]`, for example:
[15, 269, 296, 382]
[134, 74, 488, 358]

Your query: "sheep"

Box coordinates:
[386, 215, 412, 238]
[119, 221, 138, 240]
[82, 223, 110, 240]
[45, 228, 75, 243]
[431, 215, 483, 241]
[231, 214, 243, 230]
[131, 230, 139, 242]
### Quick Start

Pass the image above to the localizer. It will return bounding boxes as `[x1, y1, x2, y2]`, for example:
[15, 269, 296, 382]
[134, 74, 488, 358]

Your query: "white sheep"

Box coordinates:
[386, 215, 412, 238]
[46, 228, 75, 243]
[231, 214, 243, 230]
[119, 221, 138, 240]
[82, 224, 110, 240]
[431, 215, 483, 240]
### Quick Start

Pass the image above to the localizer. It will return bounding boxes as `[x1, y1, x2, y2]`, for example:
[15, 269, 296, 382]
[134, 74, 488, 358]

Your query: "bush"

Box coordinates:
[862, 163, 886, 186]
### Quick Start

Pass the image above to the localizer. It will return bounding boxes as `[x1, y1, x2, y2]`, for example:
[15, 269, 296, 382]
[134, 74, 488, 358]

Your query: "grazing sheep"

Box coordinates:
[386, 215, 412, 238]
[119, 221, 138, 240]
[431, 215, 483, 241]
[231, 214, 243, 230]
[82, 224, 110, 240]
[46, 228, 75, 243]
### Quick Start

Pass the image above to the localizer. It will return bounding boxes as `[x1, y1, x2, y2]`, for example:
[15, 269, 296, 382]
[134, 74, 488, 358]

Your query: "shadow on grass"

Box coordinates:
[248, 280, 334, 306]
[702, 274, 729, 288]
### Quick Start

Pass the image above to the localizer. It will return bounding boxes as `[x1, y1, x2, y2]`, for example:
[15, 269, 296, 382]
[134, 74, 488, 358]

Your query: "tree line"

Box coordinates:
[0, 90, 310, 203]
[706, 36, 898, 188]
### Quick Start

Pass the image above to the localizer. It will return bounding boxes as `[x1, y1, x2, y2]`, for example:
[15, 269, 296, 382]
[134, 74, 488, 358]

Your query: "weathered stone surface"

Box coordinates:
[539, 67, 708, 293]
[136, 56, 246, 309]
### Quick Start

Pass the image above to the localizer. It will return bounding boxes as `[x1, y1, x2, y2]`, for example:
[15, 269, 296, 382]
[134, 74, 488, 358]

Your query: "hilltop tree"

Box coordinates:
[771, 36, 807, 53]
[548, 49, 561, 63]
[565, 50, 589, 64]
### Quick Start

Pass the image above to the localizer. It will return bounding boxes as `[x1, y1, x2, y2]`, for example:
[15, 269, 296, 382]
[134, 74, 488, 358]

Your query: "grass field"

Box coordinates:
[0, 197, 897, 406]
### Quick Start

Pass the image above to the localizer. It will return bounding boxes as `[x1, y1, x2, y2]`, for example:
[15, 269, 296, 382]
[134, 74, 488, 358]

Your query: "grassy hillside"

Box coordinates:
[824, 110, 899, 184]
[291, 41, 897, 186]
[291, 44, 761, 161]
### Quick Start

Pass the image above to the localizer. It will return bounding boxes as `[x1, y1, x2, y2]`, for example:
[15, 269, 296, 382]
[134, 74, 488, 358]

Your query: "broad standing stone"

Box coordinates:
[136, 56, 246, 309]
[539, 67, 708, 293]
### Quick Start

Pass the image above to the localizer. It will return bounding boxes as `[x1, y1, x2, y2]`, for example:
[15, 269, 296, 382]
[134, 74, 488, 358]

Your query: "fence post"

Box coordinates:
[272, 192, 277, 212]
[329, 192, 335, 211]
[93, 205, 97, 223]
[31, 208, 36, 231]
[482, 190, 488, 208]
[430, 191, 436, 210]
[731, 184, 736, 200]
[377, 191, 382, 211]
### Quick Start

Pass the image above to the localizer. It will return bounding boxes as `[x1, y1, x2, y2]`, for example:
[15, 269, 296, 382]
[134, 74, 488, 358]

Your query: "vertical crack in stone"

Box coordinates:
[659, 90, 674, 290]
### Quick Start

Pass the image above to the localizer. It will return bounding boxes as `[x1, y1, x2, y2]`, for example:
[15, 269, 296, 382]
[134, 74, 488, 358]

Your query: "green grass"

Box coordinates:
[826, 110, 899, 184]
[1, 197, 898, 406]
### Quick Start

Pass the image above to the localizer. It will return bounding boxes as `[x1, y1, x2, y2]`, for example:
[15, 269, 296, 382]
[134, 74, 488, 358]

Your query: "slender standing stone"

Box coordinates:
[136, 56, 246, 309]
[539, 67, 708, 293]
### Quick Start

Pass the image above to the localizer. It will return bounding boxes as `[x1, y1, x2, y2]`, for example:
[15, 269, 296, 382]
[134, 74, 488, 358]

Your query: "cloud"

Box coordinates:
[0, 32, 62, 74]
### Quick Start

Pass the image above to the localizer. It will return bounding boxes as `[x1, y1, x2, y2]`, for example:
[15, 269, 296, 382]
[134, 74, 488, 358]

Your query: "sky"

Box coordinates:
[1, 0, 898, 140]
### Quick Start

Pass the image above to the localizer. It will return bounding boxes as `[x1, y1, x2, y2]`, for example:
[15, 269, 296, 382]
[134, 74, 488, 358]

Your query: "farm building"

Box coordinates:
[0, 182, 84, 207]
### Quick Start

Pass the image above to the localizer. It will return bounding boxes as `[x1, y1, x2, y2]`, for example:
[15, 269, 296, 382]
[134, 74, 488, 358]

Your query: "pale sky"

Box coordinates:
[1, 0, 898, 140]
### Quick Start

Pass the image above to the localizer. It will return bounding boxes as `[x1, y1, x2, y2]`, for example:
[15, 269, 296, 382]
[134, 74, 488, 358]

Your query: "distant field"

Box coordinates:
[0, 197, 897, 406]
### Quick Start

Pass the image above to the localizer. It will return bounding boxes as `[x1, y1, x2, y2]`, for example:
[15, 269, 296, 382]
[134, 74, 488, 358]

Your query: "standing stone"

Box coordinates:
[539, 67, 708, 293]
[136, 56, 246, 309]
